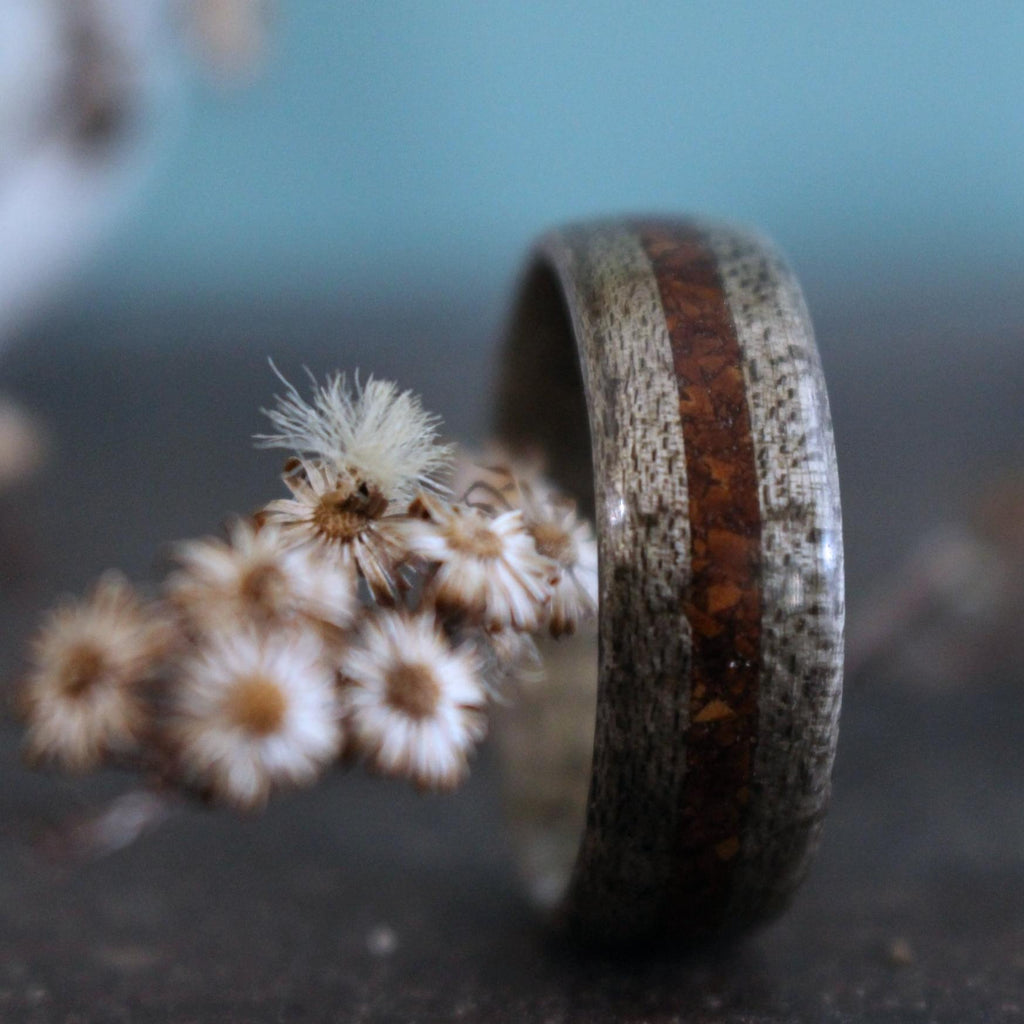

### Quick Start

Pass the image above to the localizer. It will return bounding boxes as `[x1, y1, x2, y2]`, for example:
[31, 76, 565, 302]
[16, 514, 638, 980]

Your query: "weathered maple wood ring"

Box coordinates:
[494, 218, 844, 945]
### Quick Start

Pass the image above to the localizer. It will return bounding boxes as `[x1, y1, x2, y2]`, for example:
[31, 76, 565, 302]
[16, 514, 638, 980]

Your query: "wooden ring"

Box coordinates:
[494, 218, 844, 945]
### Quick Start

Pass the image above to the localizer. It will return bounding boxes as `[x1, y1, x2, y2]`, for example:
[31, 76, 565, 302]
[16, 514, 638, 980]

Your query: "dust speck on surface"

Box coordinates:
[367, 924, 398, 957]
[887, 937, 914, 966]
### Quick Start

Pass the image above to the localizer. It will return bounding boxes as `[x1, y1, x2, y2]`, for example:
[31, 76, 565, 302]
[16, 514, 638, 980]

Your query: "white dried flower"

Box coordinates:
[166, 518, 357, 632]
[21, 573, 175, 771]
[405, 500, 555, 632]
[523, 498, 598, 637]
[458, 457, 600, 637]
[173, 626, 341, 810]
[262, 458, 411, 603]
[256, 367, 453, 503]
[339, 610, 486, 791]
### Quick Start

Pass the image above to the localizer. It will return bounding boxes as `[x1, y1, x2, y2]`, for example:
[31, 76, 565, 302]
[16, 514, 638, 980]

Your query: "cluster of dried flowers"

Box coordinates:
[18, 370, 597, 811]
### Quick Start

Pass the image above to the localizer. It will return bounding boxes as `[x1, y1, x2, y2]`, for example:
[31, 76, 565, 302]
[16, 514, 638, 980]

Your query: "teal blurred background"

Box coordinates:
[73, 0, 1023, 323]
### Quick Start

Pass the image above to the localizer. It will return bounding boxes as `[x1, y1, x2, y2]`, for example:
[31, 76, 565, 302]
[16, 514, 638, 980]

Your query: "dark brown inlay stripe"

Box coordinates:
[639, 223, 763, 928]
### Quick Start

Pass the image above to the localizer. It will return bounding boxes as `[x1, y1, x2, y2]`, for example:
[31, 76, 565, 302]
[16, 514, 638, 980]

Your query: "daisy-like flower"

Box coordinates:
[522, 496, 599, 638]
[21, 573, 176, 771]
[457, 455, 600, 637]
[256, 367, 453, 503]
[166, 518, 357, 632]
[405, 499, 555, 632]
[172, 626, 341, 810]
[339, 610, 486, 791]
[262, 458, 411, 602]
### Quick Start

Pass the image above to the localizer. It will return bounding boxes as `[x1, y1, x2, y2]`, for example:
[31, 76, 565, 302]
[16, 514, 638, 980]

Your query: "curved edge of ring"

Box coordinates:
[526, 223, 700, 943]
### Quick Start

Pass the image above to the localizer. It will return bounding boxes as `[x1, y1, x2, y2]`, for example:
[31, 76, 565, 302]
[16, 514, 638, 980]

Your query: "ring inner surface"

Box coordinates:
[493, 258, 598, 911]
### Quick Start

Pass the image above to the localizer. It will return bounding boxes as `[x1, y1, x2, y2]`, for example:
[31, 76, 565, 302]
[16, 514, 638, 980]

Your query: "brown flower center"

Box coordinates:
[226, 675, 288, 736]
[312, 483, 387, 543]
[61, 644, 106, 698]
[385, 662, 441, 720]
[240, 563, 287, 613]
[531, 520, 573, 565]
[446, 515, 504, 559]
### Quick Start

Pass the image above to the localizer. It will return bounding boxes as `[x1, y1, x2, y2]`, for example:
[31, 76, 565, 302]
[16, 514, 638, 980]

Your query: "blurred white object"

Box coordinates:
[0, 1, 270, 495]
[0, 0, 175, 342]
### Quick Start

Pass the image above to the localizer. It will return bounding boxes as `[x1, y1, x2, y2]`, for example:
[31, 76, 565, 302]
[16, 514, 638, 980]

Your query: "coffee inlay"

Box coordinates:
[640, 224, 763, 928]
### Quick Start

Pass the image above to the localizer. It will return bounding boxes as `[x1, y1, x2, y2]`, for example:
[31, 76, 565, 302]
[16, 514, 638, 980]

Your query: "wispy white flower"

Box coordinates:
[405, 500, 555, 632]
[256, 367, 453, 503]
[166, 518, 357, 632]
[339, 610, 486, 791]
[173, 626, 341, 810]
[21, 573, 175, 771]
[262, 458, 411, 602]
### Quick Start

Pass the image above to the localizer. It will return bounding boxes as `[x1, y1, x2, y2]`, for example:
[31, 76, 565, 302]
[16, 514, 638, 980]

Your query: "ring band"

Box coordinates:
[494, 218, 844, 944]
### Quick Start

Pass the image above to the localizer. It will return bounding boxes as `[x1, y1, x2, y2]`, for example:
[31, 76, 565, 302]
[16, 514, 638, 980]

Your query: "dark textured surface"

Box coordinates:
[0, 294, 1023, 1021]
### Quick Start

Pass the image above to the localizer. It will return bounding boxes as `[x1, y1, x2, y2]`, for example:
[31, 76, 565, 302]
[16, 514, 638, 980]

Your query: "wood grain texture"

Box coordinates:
[705, 227, 845, 926]
[495, 217, 843, 945]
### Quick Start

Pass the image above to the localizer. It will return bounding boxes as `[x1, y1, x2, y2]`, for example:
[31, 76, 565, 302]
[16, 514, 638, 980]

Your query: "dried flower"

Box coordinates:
[256, 368, 453, 503]
[262, 458, 411, 602]
[405, 501, 555, 632]
[455, 455, 600, 637]
[339, 610, 486, 790]
[523, 498, 598, 637]
[18, 365, 604, 825]
[173, 626, 341, 809]
[166, 518, 357, 632]
[21, 573, 175, 771]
